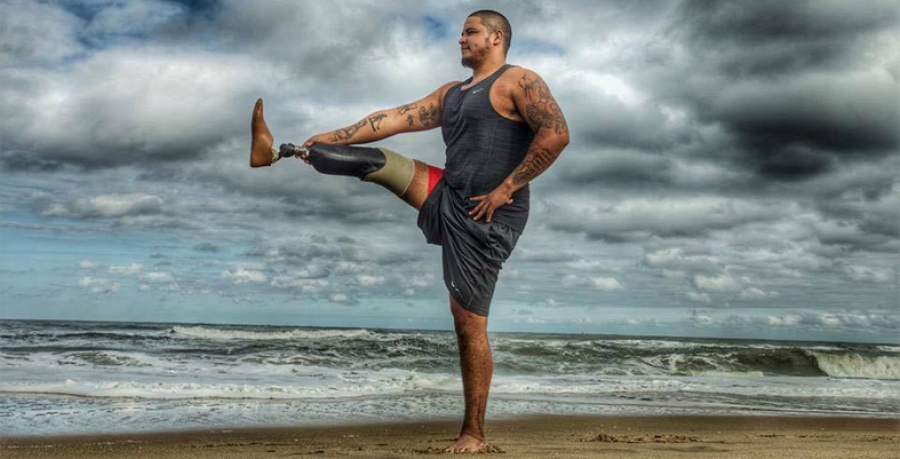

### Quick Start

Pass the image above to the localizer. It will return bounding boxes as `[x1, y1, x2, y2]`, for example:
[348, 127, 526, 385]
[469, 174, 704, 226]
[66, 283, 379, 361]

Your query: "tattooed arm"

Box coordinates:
[470, 69, 569, 222]
[301, 82, 459, 149]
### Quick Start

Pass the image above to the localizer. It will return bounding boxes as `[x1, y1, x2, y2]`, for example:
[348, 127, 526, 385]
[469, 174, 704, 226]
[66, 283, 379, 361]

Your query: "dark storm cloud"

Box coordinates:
[654, 0, 900, 182]
[676, 0, 899, 76]
[544, 197, 784, 243]
[705, 75, 898, 179]
[556, 151, 674, 189]
[0, 0, 429, 171]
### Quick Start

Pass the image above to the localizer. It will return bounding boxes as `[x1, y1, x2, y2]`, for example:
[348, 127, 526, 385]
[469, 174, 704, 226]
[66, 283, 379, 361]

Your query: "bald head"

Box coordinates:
[468, 10, 511, 56]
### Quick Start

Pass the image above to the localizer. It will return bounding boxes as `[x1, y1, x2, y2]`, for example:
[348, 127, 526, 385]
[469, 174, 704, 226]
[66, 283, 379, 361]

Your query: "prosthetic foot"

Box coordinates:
[250, 98, 279, 168]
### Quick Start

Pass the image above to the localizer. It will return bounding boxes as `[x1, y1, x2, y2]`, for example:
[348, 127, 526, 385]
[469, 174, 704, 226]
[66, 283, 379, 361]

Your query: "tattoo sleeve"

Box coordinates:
[512, 142, 561, 185]
[368, 113, 387, 132]
[507, 74, 569, 187]
[518, 75, 569, 136]
[398, 103, 418, 115]
[331, 119, 367, 143]
[418, 104, 438, 127]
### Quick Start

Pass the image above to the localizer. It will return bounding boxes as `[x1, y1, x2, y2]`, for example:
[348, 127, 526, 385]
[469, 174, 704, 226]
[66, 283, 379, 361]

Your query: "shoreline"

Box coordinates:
[3, 414, 898, 458]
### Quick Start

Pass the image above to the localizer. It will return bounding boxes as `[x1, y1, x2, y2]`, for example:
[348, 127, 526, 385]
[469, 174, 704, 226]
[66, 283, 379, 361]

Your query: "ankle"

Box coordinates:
[459, 429, 485, 442]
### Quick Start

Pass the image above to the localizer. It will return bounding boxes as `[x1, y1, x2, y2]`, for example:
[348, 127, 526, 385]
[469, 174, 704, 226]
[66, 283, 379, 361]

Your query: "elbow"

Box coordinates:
[556, 131, 570, 150]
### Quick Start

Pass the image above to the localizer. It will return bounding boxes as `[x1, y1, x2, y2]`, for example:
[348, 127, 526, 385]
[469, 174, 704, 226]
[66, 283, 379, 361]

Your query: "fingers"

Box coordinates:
[469, 201, 494, 222]
[470, 202, 486, 221]
[468, 195, 513, 222]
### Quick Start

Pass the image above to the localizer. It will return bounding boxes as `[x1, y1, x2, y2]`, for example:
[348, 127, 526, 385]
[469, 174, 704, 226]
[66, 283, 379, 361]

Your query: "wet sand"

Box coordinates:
[2, 415, 898, 458]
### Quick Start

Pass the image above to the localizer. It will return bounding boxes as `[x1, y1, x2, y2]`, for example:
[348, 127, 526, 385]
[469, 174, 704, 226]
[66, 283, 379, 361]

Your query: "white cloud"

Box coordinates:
[686, 291, 712, 305]
[357, 275, 386, 287]
[78, 277, 120, 294]
[694, 274, 741, 293]
[109, 263, 142, 276]
[560, 274, 586, 288]
[692, 314, 715, 325]
[691, 311, 899, 331]
[222, 267, 267, 284]
[296, 264, 328, 279]
[78, 260, 97, 269]
[404, 273, 434, 288]
[841, 265, 896, 284]
[0, 0, 84, 65]
[330, 293, 348, 302]
[139, 272, 174, 284]
[270, 277, 329, 293]
[739, 287, 778, 301]
[590, 277, 624, 291]
[45, 194, 164, 219]
[565, 259, 623, 272]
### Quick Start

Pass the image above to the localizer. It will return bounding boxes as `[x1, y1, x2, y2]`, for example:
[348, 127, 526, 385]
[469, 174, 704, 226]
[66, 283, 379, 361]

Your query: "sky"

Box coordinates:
[0, 0, 897, 343]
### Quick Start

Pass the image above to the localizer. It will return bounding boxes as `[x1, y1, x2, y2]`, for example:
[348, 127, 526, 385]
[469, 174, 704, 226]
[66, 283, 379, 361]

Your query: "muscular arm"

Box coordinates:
[469, 70, 570, 222]
[302, 82, 457, 148]
[507, 71, 570, 190]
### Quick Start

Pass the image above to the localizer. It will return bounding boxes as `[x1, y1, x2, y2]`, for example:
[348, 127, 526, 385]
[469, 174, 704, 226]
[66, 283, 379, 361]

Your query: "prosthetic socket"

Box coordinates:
[280, 142, 415, 197]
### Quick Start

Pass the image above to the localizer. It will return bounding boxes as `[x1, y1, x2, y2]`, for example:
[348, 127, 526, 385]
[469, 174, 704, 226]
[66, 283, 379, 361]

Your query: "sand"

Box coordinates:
[2, 415, 898, 458]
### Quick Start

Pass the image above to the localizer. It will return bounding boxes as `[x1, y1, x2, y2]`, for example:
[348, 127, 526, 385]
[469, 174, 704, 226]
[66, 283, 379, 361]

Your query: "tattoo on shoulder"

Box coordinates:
[418, 104, 437, 127]
[518, 75, 568, 136]
[368, 113, 387, 132]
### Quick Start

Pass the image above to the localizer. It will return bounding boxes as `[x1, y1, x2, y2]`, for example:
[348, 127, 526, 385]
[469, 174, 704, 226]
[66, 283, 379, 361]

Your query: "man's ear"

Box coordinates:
[492, 31, 504, 48]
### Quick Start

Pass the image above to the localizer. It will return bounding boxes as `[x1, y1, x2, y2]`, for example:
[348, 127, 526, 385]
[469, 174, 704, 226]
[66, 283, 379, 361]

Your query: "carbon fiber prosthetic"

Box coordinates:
[282, 142, 415, 197]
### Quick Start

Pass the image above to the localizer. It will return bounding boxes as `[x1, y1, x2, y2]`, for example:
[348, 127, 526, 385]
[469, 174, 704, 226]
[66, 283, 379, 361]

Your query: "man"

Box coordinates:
[250, 10, 568, 453]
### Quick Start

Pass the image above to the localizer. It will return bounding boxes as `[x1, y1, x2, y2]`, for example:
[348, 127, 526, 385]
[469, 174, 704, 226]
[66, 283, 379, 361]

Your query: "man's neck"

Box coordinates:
[469, 56, 507, 82]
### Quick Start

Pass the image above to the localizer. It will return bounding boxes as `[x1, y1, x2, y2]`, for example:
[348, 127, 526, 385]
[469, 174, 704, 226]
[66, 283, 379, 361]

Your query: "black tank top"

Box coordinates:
[441, 64, 534, 232]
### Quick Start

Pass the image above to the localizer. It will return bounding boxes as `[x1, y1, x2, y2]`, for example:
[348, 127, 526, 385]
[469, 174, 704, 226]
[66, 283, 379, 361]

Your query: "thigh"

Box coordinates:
[400, 160, 432, 210]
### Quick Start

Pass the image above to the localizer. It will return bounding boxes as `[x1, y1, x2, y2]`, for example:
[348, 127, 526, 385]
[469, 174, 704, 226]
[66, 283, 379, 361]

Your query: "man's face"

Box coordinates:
[459, 17, 493, 68]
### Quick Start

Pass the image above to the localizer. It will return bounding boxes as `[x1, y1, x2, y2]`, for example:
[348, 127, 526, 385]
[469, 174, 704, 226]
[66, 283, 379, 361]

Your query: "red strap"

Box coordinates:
[426, 165, 444, 196]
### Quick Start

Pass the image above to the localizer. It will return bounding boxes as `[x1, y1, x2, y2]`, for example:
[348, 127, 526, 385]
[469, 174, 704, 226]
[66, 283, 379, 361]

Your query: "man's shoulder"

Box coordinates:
[501, 65, 539, 80]
[498, 65, 543, 92]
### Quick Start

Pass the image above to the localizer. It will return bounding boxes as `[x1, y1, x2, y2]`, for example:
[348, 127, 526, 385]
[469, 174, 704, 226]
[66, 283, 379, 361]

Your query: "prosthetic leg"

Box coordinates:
[250, 98, 417, 198]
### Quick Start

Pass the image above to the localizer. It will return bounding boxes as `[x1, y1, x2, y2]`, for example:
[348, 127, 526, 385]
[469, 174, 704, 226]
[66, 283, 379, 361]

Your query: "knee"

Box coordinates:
[451, 298, 487, 338]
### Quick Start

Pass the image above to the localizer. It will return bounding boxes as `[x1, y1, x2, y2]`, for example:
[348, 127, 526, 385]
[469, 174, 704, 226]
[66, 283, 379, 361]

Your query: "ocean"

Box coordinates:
[1, 319, 898, 436]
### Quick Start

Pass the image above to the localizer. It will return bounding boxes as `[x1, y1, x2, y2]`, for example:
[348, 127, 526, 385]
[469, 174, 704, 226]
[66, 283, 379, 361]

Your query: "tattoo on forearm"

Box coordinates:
[519, 75, 568, 135]
[331, 119, 367, 143]
[368, 113, 387, 132]
[418, 104, 437, 127]
[406, 115, 415, 127]
[398, 103, 418, 115]
[512, 144, 560, 185]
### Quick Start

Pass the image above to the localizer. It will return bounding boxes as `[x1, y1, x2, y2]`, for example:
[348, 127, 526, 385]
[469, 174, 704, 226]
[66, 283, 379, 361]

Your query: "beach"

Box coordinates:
[3, 320, 898, 457]
[3, 415, 898, 458]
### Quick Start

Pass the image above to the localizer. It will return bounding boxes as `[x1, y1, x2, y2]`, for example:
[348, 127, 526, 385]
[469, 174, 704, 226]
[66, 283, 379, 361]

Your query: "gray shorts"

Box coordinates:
[417, 180, 521, 317]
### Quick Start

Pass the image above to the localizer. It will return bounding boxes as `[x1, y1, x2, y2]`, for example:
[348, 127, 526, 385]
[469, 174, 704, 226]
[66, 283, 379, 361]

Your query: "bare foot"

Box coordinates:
[250, 98, 276, 168]
[444, 434, 489, 454]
